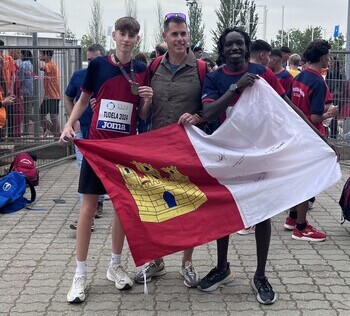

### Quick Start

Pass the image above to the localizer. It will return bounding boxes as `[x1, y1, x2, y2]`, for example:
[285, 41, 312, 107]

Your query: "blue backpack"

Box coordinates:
[339, 177, 350, 224]
[0, 171, 36, 214]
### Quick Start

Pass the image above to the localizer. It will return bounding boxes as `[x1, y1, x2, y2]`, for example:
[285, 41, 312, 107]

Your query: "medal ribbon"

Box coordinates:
[113, 53, 136, 85]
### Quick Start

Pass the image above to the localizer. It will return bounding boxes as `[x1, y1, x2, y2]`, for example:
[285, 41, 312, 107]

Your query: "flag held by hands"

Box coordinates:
[76, 79, 341, 266]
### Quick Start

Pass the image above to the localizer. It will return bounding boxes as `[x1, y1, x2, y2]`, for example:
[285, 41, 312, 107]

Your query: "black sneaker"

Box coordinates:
[69, 220, 94, 232]
[252, 277, 277, 305]
[197, 263, 233, 292]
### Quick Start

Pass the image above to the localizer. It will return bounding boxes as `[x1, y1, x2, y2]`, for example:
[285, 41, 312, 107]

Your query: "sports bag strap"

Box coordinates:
[24, 177, 36, 204]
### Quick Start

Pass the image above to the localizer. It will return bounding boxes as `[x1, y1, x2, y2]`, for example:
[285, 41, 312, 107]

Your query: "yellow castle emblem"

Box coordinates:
[116, 161, 208, 223]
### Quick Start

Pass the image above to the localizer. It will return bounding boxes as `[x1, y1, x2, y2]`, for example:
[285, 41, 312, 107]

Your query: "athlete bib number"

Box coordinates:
[97, 99, 133, 133]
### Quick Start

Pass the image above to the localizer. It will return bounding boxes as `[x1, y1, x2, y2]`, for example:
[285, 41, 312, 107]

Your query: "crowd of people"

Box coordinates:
[0, 40, 62, 139]
[4, 12, 337, 307]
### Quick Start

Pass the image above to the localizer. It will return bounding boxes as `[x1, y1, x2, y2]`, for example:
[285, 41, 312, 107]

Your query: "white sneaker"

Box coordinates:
[107, 264, 133, 290]
[180, 261, 200, 288]
[67, 274, 87, 303]
[237, 226, 255, 235]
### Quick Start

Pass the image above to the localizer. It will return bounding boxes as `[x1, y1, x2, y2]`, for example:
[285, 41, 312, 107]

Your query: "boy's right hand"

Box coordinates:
[236, 72, 260, 90]
[59, 124, 75, 146]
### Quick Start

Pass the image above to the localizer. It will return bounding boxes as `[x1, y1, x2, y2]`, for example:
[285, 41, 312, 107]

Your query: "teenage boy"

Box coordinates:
[65, 44, 106, 230]
[237, 39, 273, 236]
[284, 40, 338, 242]
[250, 39, 272, 66]
[268, 49, 294, 94]
[198, 27, 335, 305]
[39, 49, 61, 136]
[59, 16, 153, 303]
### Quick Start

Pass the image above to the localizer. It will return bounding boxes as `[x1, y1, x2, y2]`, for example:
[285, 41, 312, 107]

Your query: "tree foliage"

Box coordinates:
[60, 0, 76, 41]
[80, 0, 106, 59]
[212, 0, 258, 52]
[124, 0, 141, 53]
[270, 26, 346, 56]
[328, 33, 346, 51]
[188, 1, 205, 49]
[153, 1, 164, 47]
[125, 0, 137, 20]
[88, 0, 106, 46]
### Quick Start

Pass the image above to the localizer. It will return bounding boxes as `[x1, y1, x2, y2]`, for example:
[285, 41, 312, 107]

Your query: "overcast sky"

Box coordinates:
[37, 0, 349, 52]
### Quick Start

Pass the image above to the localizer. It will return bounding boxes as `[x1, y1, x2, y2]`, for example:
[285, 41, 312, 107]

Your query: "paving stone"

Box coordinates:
[0, 161, 349, 315]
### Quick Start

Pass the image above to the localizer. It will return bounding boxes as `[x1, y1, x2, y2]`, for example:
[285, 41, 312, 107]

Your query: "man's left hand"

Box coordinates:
[178, 112, 205, 125]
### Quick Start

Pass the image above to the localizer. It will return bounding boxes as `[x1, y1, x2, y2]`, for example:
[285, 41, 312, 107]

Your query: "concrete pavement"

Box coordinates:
[1, 160, 350, 316]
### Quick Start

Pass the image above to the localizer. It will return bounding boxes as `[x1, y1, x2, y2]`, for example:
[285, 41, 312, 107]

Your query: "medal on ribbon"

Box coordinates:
[113, 53, 139, 95]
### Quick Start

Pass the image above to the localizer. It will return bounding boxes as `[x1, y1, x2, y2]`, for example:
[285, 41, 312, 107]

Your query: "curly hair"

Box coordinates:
[303, 40, 331, 63]
[217, 27, 251, 62]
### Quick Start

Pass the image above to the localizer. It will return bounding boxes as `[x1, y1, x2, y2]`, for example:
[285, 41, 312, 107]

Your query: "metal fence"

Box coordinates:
[326, 51, 350, 160]
[0, 45, 82, 173]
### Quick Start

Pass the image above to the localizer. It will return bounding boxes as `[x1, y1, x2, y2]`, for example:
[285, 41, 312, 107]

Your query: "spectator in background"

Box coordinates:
[0, 39, 16, 139]
[215, 55, 225, 68]
[280, 46, 292, 68]
[326, 54, 346, 138]
[0, 94, 16, 132]
[155, 43, 167, 56]
[285, 39, 338, 241]
[250, 39, 272, 66]
[268, 49, 294, 94]
[19, 50, 34, 134]
[201, 57, 216, 72]
[134, 52, 148, 65]
[149, 50, 156, 61]
[0, 39, 15, 96]
[191, 44, 203, 59]
[8, 49, 23, 138]
[39, 49, 61, 137]
[288, 53, 301, 78]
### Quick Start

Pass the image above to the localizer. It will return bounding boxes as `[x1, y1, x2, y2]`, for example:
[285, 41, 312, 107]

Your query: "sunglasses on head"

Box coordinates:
[164, 13, 186, 22]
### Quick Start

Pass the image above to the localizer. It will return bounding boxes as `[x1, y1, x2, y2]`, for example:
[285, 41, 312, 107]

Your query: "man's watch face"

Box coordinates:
[229, 84, 238, 92]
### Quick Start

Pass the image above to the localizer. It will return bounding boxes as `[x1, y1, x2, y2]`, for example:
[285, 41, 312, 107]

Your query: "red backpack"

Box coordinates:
[149, 55, 207, 84]
[10, 153, 39, 186]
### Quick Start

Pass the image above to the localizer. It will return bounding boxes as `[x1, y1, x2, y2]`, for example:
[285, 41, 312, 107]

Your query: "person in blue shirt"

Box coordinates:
[64, 43, 105, 229]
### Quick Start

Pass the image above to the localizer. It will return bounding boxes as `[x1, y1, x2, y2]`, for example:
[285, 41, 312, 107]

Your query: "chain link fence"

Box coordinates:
[325, 51, 350, 161]
[0, 45, 82, 173]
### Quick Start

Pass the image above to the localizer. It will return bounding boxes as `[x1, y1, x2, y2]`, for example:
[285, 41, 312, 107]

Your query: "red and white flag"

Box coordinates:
[76, 79, 341, 267]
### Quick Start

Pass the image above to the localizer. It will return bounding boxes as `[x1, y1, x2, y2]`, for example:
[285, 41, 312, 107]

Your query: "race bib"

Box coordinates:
[97, 99, 133, 133]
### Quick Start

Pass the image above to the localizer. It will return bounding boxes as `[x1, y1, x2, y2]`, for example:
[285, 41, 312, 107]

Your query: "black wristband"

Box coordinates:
[0, 101, 2, 108]
[195, 111, 203, 117]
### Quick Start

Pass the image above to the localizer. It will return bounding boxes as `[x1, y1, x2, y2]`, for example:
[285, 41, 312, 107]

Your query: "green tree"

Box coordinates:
[328, 33, 346, 51]
[188, 0, 205, 49]
[271, 26, 323, 56]
[212, 0, 258, 52]
[80, 0, 106, 59]
[60, 0, 76, 41]
[153, 1, 164, 47]
[124, 0, 141, 53]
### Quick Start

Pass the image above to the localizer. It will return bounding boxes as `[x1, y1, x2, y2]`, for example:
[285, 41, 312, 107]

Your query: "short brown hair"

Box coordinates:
[115, 17, 140, 36]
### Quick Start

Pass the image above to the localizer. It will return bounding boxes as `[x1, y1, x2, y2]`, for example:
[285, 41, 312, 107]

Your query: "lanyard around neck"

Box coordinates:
[113, 52, 136, 84]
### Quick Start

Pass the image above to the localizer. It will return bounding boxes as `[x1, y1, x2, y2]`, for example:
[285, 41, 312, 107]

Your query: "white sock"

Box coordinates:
[75, 259, 87, 277]
[110, 253, 121, 267]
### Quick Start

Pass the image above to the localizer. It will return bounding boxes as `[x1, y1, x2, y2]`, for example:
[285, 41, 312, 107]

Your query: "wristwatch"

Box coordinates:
[229, 83, 240, 94]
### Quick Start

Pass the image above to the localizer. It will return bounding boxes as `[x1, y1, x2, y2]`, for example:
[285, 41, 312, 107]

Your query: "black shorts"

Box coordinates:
[78, 157, 107, 195]
[40, 99, 60, 115]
